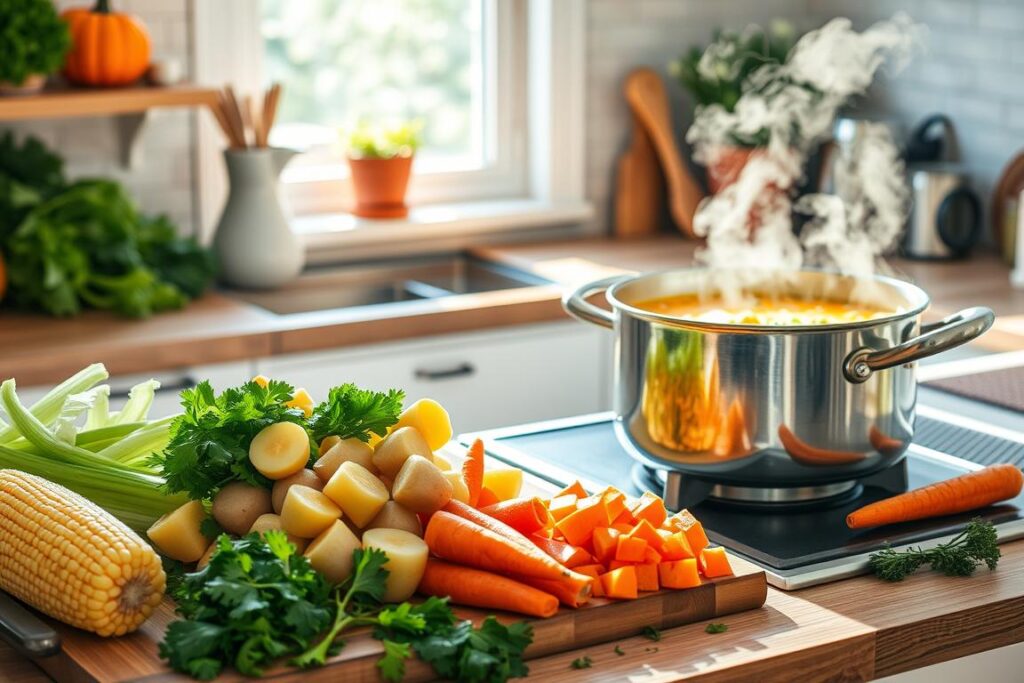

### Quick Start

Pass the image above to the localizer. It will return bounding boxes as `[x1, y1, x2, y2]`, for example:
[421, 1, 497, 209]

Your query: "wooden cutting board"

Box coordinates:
[32, 558, 765, 683]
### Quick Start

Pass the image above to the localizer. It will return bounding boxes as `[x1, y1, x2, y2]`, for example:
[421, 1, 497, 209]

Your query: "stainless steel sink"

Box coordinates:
[226, 253, 550, 316]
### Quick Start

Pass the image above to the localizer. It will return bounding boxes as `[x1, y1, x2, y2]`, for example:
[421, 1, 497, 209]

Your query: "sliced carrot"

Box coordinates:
[481, 497, 550, 536]
[628, 519, 664, 552]
[514, 574, 591, 608]
[659, 558, 701, 589]
[547, 494, 578, 522]
[591, 527, 621, 565]
[462, 439, 485, 506]
[659, 530, 694, 561]
[418, 559, 559, 618]
[700, 547, 734, 578]
[600, 566, 638, 599]
[530, 534, 593, 569]
[556, 480, 588, 499]
[666, 509, 709, 555]
[556, 498, 607, 546]
[636, 563, 660, 591]
[476, 486, 501, 508]
[631, 491, 668, 528]
[615, 535, 647, 563]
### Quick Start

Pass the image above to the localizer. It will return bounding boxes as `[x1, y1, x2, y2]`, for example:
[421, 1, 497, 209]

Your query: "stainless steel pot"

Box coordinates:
[564, 269, 994, 501]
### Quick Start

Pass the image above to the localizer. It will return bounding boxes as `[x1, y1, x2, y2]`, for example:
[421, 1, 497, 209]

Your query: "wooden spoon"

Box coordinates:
[624, 68, 704, 238]
[614, 113, 663, 238]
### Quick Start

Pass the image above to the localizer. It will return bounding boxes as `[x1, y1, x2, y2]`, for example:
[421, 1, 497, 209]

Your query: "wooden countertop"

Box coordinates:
[3, 236, 1023, 386]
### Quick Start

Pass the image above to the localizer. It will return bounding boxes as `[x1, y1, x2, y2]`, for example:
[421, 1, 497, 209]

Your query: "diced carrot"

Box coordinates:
[628, 519, 664, 552]
[476, 486, 501, 508]
[530, 534, 594, 569]
[659, 531, 694, 561]
[591, 527, 621, 565]
[631, 491, 668, 528]
[547, 494, 578, 522]
[600, 488, 627, 523]
[666, 509, 710, 556]
[556, 480, 588, 499]
[615, 535, 647, 563]
[600, 566, 638, 599]
[557, 499, 608, 546]
[700, 547, 734, 578]
[513, 574, 591, 608]
[611, 507, 635, 526]
[642, 545, 663, 565]
[611, 523, 633, 534]
[608, 559, 633, 571]
[573, 563, 604, 579]
[659, 558, 702, 589]
[636, 563, 659, 591]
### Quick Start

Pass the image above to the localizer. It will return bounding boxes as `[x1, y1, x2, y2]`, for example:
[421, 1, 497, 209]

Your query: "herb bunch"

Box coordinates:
[308, 383, 405, 443]
[868, 519, 1001, 582]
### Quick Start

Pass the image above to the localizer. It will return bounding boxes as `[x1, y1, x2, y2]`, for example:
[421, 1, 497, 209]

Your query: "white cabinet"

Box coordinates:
[257, 322, 611, 433]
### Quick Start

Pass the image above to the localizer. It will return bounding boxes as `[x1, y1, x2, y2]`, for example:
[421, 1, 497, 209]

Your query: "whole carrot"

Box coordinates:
[847, 464, 1024, 529]
[444, 499, 536, 550]
[418, 559, 559, 618]
[481, 497, 550, 536]
[462, 439, 485, 506]
[513, 574, 592, 608]
[530, 534, 593, 569]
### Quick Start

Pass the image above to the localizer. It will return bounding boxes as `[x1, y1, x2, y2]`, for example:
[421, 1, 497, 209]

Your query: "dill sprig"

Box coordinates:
[867, 519, 1001, 582]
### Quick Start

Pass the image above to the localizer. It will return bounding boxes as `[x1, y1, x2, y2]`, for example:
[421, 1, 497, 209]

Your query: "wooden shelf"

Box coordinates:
[0, 84, 218, 121]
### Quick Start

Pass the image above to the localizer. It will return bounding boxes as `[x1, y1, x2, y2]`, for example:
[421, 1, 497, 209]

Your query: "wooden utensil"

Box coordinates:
[614, 113, 664, 238]
[624, 68, 704, 238]
[207, 83, 283, 150]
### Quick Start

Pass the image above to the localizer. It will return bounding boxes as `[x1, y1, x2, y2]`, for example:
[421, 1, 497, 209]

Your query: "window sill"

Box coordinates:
[297, 198, 594, 264]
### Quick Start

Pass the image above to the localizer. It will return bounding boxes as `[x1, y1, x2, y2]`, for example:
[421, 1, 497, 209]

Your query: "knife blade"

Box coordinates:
[0, 591, 60, 657]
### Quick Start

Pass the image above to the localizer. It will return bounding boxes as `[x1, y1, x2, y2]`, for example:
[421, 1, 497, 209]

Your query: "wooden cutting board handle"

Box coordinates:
[624, 68, 705, 238]
[614, 114, 664, 238]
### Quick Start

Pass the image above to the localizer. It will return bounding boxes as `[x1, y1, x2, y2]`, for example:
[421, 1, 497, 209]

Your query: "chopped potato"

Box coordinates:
[304, 520, 362, 584]
[433, 452, 453, 471]
[441, 471, 470, 505]
[279, 485, 342, 538]
[212, 481, 274, 535]
[249, 421, 311, 480]
[314, 438, 376, 482]
[318, 435, 341, 457]
[483, 468, 523, 502]
[393, 399, 452, 451]
[362, 528, 429, 602]
[392, 455, 453, 514]
[251, 375, 270, 388]
[147, 500, 209, 563]
[249, 513, 308, 553]
[365, 501, 422, 536]
[272, 469, 322, 514]
[285, 387, 314, 417]
[323, 461, 389, 528]
[373, 426, 432, 478]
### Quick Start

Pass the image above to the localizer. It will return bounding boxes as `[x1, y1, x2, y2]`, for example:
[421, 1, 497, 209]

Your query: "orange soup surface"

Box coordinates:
[634, 294, 890, 326]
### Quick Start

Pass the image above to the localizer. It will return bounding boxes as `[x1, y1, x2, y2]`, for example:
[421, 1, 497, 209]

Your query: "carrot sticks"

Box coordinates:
[847, 464, 1024, 529]
[418, 559, 559, 618]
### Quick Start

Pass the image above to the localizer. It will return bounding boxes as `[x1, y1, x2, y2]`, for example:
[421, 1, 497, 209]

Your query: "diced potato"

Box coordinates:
[304, 520, 361, 584]
[314, 438, 376, 483]
[249, 421, 311, 480]
[147, 500, 209, 563]
[285, 387, 315, 417]
[197, 541, 218, 570]
[319, 435, 341, 457]
[365, 501, 422, 536]
[483, 468, 523, 502]
[251, 375, 270, 388]
[362, 528, 429, 602]
[373, 426, 432, 478]
[212, 481, 274, 535]
[248, 513, 308, 553]
[280, 485, 342, 538]
[392, 455, 453, 514]
[393, 399, 452, 451]
[442, 470, 470, 505]
[272, 469, 322, 514]
[433, 452, 453, 471]
[323, 461, 389, 528]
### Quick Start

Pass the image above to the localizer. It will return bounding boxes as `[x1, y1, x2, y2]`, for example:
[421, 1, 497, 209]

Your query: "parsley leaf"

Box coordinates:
[642, 625, 662, 642]
[614, 645, 625, 656]
[378, 640, 412, 682]
[571, 656, 593, 669]
[308, 384, 404, 443]
[705, 623, 728, 634]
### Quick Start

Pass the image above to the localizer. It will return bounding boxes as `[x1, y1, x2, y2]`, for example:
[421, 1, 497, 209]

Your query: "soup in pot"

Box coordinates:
[634, 293, 890, 326]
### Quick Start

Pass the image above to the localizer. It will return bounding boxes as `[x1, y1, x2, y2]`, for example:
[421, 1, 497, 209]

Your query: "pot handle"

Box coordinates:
[843, 306, 995, 383]
[562, 275, 627, 329]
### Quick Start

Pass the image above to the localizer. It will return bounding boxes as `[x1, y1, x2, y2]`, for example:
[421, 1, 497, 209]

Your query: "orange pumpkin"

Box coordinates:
[62, 0, 151, 87]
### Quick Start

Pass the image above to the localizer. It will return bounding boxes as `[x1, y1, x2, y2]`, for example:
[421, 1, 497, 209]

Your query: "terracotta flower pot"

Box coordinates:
[705, 145, 759, 194]
[348, 155, 414, 219]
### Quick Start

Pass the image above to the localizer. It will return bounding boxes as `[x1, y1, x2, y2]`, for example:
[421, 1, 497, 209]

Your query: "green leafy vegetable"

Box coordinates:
[642, 625, 662, 642]
[0, 132, 64, 242]
[308, 383, 405, 443]
[152, 379, 311, 500]
[868, 519, 1001, 582]
[705, 623, 729, 634]
[0, 0, 70, 86]
[570, 656, 592, 669]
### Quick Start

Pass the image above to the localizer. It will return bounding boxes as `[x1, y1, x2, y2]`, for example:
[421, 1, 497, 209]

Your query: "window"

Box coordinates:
[259, 0, 526, 215]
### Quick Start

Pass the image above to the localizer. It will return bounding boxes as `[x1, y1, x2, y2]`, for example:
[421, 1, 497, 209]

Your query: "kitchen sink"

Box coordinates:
[226, 253, 551, 316]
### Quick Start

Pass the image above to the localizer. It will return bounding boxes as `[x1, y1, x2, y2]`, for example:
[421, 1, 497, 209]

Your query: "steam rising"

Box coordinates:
[686, 15, 923, 301]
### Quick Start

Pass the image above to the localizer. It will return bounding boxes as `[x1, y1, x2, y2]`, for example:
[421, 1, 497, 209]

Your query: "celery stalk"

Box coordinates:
[97, 415, 173, 467]
[0, 363, 108, 444]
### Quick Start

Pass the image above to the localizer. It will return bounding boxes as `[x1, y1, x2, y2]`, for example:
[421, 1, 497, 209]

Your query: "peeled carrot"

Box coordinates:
[462, 439, 485, 506]
[476, 486, 500, 508]
[444, 499, 535, 551]
[847, 463, 1024, 529]
[418, 559, 559, 618]
[530, 534, 593, 568]
[513, 574, 591, 608]
[481, 497, 550, 536]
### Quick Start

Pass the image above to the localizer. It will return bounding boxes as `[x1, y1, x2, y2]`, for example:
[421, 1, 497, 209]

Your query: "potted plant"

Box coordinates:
[669, 21, 799, 192]
[345, 121, 422, 219]
[0, 0, 71, 96]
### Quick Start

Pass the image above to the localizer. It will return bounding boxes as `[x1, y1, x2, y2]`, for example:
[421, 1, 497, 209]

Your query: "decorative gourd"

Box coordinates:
[62, 0, 151, 87]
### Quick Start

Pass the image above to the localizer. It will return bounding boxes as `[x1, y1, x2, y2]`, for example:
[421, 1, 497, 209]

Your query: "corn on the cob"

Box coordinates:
[0, 469, 165, 637]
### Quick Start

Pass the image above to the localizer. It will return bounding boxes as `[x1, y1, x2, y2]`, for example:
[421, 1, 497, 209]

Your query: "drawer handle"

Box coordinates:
[414, 363, 476, 381]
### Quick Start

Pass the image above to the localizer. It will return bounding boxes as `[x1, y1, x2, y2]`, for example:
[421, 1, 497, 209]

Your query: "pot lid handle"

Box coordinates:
[562, 275, 627, 330]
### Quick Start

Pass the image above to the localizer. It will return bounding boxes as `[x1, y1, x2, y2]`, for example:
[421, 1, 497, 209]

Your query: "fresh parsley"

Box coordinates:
[614, 644, 625, 656]
[705, 623, 728, 634]
[642, 625, 661, 642]
[570, 656, 593, 669]
[151, 379, 312, 500]
[308, 383, 405, 443]
[868, 519, 1001, 582]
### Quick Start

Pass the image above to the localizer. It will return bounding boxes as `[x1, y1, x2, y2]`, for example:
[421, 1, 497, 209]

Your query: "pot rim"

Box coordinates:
[605, 267, 931, 333]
